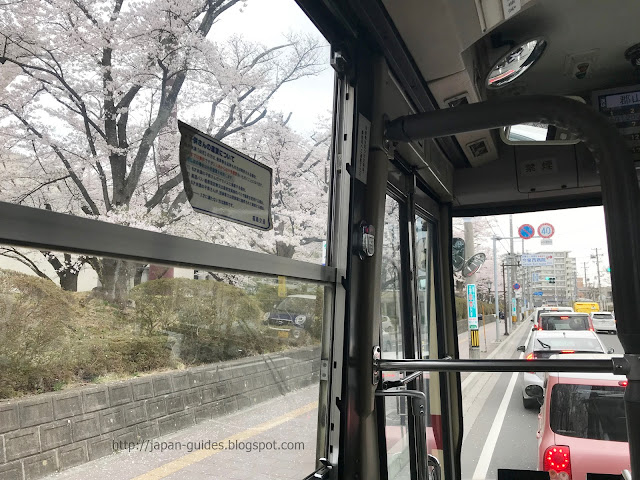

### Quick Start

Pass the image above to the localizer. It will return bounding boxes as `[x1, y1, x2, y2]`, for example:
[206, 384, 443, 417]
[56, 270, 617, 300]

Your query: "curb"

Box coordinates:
[461, 317, 532, 392]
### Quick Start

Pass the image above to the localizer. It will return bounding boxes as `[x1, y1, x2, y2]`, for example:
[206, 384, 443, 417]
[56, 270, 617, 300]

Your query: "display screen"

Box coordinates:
[593, 85, 640, 161]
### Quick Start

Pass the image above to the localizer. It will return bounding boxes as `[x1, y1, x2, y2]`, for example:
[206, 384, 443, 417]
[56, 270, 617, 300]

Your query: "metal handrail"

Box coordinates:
[377, 357, 625, 374]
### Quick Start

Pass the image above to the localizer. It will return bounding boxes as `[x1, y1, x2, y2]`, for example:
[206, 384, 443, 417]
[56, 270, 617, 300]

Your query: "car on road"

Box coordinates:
[536, 355, 630, 480]
[536, 312, 593, 332]
[532, 306, 573, 329]
[518, 330, 614, 409]
[590, 311, 617, 334]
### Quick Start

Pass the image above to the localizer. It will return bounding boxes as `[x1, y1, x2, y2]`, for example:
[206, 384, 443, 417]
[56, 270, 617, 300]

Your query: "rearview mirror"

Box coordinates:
[525, 385, 544, 399]
[608, 348, 615, 354]
[517, 345, 526, 352]
[500, 97, 586, 145]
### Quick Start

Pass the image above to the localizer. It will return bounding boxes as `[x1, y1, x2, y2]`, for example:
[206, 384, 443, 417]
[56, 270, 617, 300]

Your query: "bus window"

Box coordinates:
[455, 207, 623, 479]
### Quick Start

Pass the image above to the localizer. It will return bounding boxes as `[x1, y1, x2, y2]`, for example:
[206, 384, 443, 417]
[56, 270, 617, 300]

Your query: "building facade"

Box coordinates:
[518, 251, 577, 307]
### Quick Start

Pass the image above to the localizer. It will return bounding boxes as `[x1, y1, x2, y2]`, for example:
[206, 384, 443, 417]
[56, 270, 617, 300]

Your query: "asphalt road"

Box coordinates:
[460, 328, 623, 480]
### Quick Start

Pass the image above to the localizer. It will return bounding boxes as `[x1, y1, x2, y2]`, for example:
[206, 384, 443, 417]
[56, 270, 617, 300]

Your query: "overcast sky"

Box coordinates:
[479, 206, 611, 287]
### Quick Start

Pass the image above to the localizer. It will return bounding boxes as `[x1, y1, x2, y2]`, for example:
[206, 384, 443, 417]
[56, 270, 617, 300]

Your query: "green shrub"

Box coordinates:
[0, 269, 173, 399]
[454, 296, 496, 320]
[129, 278, 283, 363]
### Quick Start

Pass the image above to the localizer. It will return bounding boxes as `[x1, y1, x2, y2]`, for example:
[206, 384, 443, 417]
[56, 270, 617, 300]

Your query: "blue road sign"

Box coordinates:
[534, 291, 544, 296]
[467, 284, 478, 330]
[513, 283, 520, 290]
[518, 224, 535, 239]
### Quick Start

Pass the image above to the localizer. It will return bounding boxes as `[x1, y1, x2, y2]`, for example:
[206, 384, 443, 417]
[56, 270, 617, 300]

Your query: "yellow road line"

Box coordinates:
[132, 401, 318, 480]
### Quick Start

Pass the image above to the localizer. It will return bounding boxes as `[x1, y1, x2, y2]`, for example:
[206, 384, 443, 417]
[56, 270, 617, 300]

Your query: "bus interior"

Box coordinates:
[0, 0, 639, 479]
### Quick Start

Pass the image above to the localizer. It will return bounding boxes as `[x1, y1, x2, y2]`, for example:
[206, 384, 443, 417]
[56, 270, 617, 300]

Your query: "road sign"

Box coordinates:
[541, 238, 553, 246]
[534, 291, 544, 296]
[521, 253, 553, 266]
[532, 273, 539, 282]
[518, 224, 535, 239]
[538, 223, 555, 238]
[513, 283, 520, 290]
[467, 284, 479, 331]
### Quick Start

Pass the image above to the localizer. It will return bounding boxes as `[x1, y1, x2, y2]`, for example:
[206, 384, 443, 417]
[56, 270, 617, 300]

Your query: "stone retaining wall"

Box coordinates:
[0, 346, 321, 480]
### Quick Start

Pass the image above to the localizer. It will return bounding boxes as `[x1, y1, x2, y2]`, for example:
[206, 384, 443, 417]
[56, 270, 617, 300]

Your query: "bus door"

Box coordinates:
[377, 166, 443, 480]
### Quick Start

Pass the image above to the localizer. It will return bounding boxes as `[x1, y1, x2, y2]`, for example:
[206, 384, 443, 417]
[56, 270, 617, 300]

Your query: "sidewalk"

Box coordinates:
[458, 317, 520, 360]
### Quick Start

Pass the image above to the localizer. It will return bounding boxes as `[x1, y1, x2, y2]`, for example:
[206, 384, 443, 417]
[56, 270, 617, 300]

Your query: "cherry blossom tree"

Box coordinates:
[0, 0, 329, 300]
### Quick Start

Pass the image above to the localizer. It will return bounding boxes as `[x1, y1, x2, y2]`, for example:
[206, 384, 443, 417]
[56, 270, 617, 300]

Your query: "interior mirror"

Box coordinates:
[500, 97, 586, 145]
[608, 347, 615, 354]
[517, 345, 526, 352]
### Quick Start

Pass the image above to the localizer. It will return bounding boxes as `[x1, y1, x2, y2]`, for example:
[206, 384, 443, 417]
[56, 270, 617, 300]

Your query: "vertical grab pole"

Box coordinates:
[493, 236, 500, 341]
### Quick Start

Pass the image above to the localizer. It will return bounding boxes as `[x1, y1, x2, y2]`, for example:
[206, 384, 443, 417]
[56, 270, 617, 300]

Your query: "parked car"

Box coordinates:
[517, 330, 613, 409]
[536, 355, 630, 480]
[590, 311, 617, 334]
[536, 312, 592, 332]
[264, 294, 316, 340]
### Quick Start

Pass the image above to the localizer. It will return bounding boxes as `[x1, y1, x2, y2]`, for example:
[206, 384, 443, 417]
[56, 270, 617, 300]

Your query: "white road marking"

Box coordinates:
[471, 370, 519, 480]
[470, 321, 534, 480]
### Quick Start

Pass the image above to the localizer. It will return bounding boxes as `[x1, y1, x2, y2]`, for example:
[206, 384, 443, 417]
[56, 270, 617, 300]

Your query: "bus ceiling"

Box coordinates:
[299, 0, 640, 212]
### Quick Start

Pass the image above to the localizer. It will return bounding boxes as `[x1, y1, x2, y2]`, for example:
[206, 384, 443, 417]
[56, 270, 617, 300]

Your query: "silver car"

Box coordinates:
[590, 311, 617, 334]
[517, 330, 613, 409]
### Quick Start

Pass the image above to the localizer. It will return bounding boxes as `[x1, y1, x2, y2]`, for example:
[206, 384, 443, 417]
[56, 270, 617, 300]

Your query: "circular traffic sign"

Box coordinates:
[518, 224, 535, 240]
[538, 223, 555, 238]
[513, 283, 520, 290]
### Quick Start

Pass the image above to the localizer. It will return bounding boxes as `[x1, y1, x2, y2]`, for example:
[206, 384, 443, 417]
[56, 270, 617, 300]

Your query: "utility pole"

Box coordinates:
[502, 262, 508, 335]
[584, 261, 589, 294]
[493, 236, 500, 341]
[553, 254, 557, 305]
[592, 248, 603, 306]
[464, 218, 479, 358]
[509, 215, 516, 330]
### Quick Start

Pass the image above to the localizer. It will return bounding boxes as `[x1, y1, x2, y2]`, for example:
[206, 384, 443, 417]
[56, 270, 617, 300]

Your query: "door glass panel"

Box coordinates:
[416, 215, 444, 475]
[416, 216, 431, 361]
[381, 194, 410, 479]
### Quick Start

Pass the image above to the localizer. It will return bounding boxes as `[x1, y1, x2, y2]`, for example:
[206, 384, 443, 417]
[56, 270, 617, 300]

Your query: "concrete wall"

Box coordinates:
[0, 346, 320, 480]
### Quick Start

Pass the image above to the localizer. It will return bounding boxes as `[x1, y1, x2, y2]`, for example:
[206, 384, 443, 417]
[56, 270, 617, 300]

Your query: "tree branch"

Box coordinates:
[145, 172, 183, 210]
[0, 247, 52, 281]
[1, 104, 100, 215]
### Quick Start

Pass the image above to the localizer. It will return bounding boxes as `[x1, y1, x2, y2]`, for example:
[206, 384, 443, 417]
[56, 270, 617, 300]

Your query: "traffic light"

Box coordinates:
[606, 267, 611, 272]
[545, 276, 556, 284]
